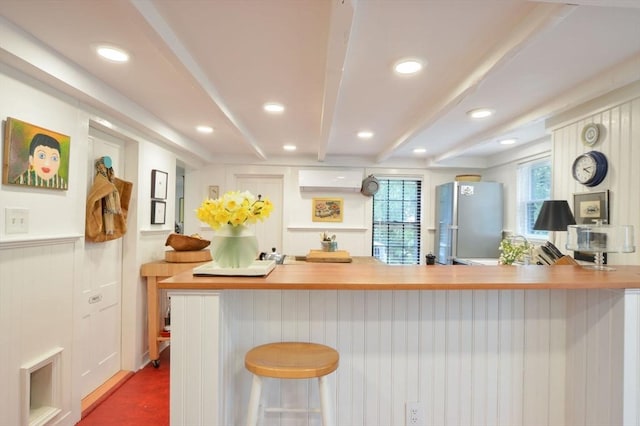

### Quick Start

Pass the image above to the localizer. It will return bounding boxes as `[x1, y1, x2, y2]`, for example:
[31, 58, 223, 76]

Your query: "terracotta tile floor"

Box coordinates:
[77, 348, 170, 426]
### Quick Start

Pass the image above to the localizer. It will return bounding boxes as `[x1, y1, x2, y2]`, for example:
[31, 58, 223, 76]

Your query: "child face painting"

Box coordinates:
[30, 144, 61, 181]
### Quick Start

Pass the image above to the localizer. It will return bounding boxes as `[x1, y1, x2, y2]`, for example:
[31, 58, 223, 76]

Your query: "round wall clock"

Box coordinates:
[571, 150, 608, 187]
[581, 123, 600, 147]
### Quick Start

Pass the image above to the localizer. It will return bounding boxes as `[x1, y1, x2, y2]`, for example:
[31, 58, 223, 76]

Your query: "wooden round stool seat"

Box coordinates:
[245, 342, 339, 379]
[244, 342, 339, 426]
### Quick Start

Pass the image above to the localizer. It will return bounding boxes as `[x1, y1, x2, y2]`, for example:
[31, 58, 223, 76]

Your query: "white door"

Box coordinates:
[79, 131, 125, 398]
[236, 175, 283, 254]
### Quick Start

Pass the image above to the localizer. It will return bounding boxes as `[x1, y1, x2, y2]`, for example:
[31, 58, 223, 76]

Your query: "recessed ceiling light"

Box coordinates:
[467, 108, 495, 119]
[413, 148, 427, 154]
[283, 144, 296, 151]
[96, 45, 129, 63]
[394, 59, 424, 75]
[196, 125, 214, 134]
[94, 118, 113, 128]
[263, 102, 285, 113]
[499, 138, 517, 145]
[357, 130, 374, 139]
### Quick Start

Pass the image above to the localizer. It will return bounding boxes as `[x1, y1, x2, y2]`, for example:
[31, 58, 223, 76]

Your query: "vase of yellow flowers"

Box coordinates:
[196, 190, 273, 268]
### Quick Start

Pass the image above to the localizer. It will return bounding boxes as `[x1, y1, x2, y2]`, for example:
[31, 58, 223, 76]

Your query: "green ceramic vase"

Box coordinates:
[211, 224, 258, 268]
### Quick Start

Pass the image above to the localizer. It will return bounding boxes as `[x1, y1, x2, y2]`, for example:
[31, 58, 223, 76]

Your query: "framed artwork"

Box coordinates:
[573, 190, 609, 263]
[2, 117, 71, 190]
[151, 169, 168, 199]
[151, 200, 166, 225]
[312, 197, 343, 222]
[179, 197, 184, 223]
[208, 185, 219, 199]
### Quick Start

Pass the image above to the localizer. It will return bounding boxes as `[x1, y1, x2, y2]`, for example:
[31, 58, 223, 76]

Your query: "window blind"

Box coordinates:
[372, 179, 422, 264]
[517, 158, 551, 239]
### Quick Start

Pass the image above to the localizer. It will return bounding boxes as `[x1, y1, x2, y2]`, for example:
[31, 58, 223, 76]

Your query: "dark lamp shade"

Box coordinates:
[533, 200, 576, 231]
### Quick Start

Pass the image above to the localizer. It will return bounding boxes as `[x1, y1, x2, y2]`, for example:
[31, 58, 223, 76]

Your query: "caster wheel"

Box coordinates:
[152, 360, 160, 368]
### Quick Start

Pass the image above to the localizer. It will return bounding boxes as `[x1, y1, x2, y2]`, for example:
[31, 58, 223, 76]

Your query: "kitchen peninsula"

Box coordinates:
[159, 263, 640, 426]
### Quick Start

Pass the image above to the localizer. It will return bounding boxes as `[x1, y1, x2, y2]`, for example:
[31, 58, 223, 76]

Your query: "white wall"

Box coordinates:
[483, 139, 552, 237]
[184, 164, 487, 260]
[0, 64, 89, 426]
[0, 64, 184, 425]
[549, 81, 640, 265]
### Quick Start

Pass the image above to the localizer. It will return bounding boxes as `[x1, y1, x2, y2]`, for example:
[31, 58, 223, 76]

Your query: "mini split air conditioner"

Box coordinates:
[298, 169, 363, 192]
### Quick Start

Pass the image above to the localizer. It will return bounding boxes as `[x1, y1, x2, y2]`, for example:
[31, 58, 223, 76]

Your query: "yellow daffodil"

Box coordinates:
[196, 190, 273, 230]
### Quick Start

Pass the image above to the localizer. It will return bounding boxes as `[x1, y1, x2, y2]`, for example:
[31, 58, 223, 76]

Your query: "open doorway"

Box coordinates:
[175, 165, 185, 234]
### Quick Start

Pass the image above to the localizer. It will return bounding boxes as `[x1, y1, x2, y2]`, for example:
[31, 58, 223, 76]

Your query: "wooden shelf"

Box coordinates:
[140, 260, 208, 364]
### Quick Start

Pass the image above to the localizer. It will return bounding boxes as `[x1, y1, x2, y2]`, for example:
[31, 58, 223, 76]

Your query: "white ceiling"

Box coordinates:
[1, 0, 640, 167]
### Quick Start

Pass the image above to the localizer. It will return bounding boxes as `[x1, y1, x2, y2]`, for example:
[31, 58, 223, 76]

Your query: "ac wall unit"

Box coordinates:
[298, 169, 363, 192]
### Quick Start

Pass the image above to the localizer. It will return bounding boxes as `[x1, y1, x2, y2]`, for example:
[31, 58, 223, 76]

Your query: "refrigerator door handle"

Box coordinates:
[450, 226, 458, 261]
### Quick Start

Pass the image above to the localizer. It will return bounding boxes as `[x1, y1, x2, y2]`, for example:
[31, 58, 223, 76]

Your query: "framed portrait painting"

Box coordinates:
[312, 198, 343, 222]
[2, 117, 70, 190]
[573, 190, 609, 263]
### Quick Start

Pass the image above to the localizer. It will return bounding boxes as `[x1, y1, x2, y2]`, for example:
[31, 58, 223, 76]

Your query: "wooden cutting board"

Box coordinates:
[305, 249, 352, 263]
[165, 249, 212, 263]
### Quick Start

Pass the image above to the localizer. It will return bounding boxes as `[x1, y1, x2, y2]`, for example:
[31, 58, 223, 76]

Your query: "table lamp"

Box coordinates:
[533, 200, 576, 246]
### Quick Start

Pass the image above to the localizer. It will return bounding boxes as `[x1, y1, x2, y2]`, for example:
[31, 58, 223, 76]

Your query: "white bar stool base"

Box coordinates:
[245, 376, 335, 426]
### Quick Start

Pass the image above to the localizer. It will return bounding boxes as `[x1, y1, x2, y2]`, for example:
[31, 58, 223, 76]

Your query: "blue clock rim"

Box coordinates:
[582, 150, 608, 187]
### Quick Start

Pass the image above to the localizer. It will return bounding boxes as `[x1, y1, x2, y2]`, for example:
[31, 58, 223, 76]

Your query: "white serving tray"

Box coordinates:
[193, 260, 276, 277]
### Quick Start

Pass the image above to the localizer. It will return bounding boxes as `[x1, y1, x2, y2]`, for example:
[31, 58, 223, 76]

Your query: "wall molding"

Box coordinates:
[286, 225, 367, 231]
[0, 234, 82, 250]
[140, 229, 172, 236]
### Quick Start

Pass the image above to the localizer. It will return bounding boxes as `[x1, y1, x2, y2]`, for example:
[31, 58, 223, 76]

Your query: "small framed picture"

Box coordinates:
[151, 200, 166, 225]
[151, 169, 168, 199]
[208, 185, 219, 200]
[312, 197, 343, 222]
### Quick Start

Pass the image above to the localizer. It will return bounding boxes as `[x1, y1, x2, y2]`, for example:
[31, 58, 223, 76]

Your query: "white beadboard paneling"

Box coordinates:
[219, 288, 633, 426]
[364, 290, 382, 426]
[566, 290, 588, 426]
[0, 242, 76, 426]
[565, 289, 628, 426]
[472, 290, 489, 426]
[623, 290, 640, 426]
[551, 94, 640, 266]
[168, 290, 221, 426]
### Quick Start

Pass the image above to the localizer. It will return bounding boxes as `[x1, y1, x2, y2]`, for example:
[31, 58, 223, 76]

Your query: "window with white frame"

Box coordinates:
[372, 178, 421, 264]
[517, 158, 551, 239]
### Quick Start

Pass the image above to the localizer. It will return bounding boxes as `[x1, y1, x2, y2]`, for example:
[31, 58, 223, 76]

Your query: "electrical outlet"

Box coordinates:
[405, 401, 423, 426]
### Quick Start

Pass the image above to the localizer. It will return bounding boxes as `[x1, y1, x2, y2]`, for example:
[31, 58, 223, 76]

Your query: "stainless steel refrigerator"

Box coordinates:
[434, 181, 503, 264]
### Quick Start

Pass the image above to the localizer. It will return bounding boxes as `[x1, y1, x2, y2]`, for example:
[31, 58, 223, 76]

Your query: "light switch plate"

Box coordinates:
[5, 208, 29, 234]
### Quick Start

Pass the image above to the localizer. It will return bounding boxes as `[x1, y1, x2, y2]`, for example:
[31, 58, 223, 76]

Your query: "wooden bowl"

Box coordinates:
[165, 233, 211, 251]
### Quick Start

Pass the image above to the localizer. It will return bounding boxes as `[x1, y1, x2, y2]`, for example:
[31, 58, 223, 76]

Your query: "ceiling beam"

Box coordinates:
[435, 51, 640, 164]
[130, 0, 268, 161]
[375, 3, 574, 164]
[532, 0, 640, 8]
[0, 15, 212, 162]
[318, 0, 356, 162]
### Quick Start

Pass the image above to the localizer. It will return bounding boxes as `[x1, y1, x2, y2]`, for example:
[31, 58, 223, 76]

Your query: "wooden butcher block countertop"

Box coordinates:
[158, 262, 640, 291]
[305, 249, 352, 263]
